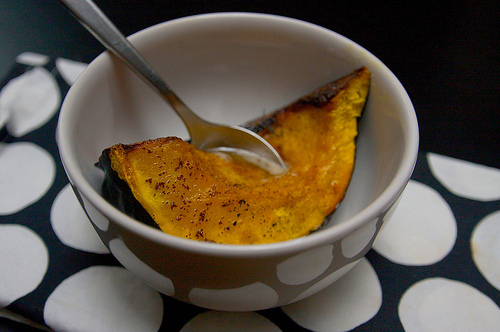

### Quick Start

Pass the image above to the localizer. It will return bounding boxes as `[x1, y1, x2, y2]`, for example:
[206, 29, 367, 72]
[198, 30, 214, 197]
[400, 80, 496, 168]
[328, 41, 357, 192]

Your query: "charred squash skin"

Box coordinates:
[96, 67, 371, 244]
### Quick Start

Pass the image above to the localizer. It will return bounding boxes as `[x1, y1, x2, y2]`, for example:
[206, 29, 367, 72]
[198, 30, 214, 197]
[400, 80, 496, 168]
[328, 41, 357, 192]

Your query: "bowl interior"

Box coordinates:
[58, 13, 418, 251]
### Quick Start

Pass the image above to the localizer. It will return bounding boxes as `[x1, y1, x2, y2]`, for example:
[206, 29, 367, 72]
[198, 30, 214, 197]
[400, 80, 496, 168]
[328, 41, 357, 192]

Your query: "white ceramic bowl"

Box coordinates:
[57, 12, 418, 311]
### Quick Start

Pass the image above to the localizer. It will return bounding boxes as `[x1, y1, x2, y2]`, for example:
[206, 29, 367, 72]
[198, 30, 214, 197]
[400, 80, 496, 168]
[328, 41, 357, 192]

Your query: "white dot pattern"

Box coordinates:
[0, 66, 60, 137]
[428, 152, 500, 201]
[373, 180, 457, 265]
[399, 278, 500, 331]
[341, 218, 378, 259]
[189, 282, 279, 312]
[50, 184, 109, 254]
[1, 54, 499, 331]
[287, 259, 361, 304]
[44, 266, 164, 332]
[0, 142, 55, 215]
[471, 210, 500, 291]
[15, 52, 50, 67]
[276, 245, 333, 285]
[282, 258, 382, 332]
[0, 225, 49, 308]
[55, 58, 87, 86]
[109, 238, 175, 296]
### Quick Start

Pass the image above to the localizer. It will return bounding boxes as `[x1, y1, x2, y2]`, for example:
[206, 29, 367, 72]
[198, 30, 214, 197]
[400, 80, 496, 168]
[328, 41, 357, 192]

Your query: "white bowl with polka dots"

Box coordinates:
[57, 13, 418, 311]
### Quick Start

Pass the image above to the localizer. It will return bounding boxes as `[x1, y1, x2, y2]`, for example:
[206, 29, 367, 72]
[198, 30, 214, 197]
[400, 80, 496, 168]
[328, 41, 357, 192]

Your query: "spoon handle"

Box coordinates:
[59, 0, 285, 168]
[59, 0, 204, 127]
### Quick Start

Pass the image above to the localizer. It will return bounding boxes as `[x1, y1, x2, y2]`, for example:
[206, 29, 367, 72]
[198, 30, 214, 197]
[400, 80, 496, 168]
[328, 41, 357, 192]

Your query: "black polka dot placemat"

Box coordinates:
[1, 53, 499, 331]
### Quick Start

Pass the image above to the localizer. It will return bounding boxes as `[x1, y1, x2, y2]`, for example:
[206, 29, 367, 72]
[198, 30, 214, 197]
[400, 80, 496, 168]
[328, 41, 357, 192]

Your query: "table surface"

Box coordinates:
[1, 1, 499, 331]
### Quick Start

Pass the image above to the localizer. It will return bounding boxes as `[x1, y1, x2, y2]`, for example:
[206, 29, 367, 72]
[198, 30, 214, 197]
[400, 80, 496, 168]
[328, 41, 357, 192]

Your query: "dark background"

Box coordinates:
[1, 0, 498, 168]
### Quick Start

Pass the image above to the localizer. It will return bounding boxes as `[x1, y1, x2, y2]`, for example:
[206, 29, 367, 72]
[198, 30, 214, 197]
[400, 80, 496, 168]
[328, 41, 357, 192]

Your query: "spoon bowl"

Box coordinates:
[59, 0, 285, 169]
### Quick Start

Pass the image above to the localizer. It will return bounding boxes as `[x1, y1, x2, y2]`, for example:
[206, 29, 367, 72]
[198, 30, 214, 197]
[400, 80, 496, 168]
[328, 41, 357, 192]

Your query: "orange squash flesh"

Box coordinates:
[99, 67, 370, 244]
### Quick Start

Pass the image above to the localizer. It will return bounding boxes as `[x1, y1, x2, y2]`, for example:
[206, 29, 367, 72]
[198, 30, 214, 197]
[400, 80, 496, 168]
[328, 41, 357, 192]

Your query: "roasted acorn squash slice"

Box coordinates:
[97, 67, 370, 244]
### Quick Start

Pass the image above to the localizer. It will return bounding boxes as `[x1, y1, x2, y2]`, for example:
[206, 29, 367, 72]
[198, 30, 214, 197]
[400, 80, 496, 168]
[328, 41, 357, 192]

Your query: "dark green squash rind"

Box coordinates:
[95, 150, 160, 230]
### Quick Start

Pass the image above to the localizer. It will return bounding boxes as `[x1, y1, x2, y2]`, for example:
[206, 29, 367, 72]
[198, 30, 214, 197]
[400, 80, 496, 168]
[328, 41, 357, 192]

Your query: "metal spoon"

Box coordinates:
[59, 0, 285, 170]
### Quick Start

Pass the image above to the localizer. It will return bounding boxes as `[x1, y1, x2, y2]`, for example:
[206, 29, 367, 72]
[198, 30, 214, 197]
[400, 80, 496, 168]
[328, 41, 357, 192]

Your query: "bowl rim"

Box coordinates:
[57, 12, 419, 258]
